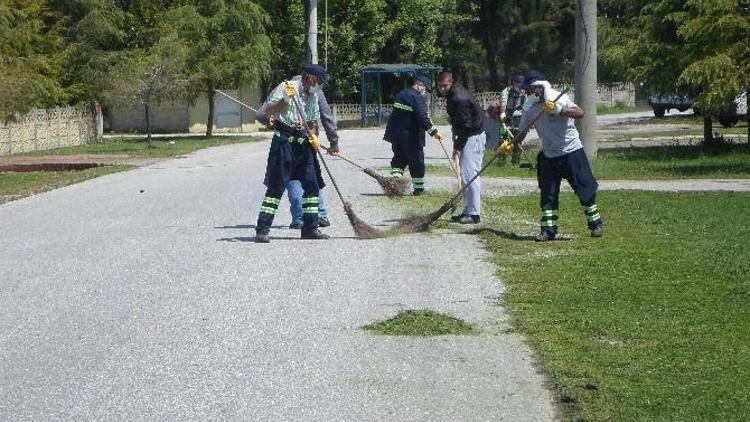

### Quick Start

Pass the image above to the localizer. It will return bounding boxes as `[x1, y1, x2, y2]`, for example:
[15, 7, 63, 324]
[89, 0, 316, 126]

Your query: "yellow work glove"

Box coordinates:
[542, 99, 561, 114]
[497, 140, 513, 156]
[283, 81, 296, 102]
[309, 134, 320, 151]
[434, 131, 444, 142]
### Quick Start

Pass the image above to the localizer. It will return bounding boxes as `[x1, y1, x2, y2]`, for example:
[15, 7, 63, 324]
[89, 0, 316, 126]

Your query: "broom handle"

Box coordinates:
[444, 88, 568, 208]
[214, 89, 258, 112]
[285, 84, 349, 206]
[438, 138, 460, 180]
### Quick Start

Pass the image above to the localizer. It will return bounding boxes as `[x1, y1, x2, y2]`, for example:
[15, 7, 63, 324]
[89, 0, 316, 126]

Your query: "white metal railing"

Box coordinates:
[331, 84, 636, 123]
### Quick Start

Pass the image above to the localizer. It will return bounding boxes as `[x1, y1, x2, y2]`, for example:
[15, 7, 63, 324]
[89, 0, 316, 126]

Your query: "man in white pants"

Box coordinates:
[437, 71, 486, 224]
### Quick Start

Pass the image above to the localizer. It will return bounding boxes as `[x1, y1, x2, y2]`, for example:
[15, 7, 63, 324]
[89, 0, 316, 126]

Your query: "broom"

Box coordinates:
[215, 88, 408, 197]
[286, 84, 387, 239]
[318, 145, 410, 197]
[393, 89, 568, 234]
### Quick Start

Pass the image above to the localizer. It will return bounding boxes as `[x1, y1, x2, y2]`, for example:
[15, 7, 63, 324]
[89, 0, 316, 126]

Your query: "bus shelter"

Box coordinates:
[360, 64, 441, 127]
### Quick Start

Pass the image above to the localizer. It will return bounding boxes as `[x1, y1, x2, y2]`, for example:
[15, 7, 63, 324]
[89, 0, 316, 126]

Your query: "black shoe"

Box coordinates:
[535, 231, 556, 242]
[449, 214, 466, 222]
[458, 215, 480, 224]
[301, 229, 330, 240]
[289, 222, 303, 229]
[318, 217, 331, 227]
[591, 224, 604, 238]
[255, 228, 270, 243]
[413, 189, 425, 196]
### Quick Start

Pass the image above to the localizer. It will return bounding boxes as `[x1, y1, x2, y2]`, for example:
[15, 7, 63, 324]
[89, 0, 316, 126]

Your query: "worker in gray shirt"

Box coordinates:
[256, 71, 340, 229]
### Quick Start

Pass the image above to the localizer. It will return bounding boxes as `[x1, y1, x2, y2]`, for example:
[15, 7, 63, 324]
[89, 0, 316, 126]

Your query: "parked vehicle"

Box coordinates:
[648, 92, 747, 127]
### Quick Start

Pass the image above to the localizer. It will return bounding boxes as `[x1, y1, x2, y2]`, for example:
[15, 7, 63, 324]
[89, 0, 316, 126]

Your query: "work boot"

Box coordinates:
[289, 222, 303, 229]
[413, 188, 425, 196]
[591, 224, 604, 238]
[318, 217, 331, 227]
[301, 229, 330, 240]
[535, 230, 556, 242]
[255, 228, 271, 243]
[457, 215, 480, 224]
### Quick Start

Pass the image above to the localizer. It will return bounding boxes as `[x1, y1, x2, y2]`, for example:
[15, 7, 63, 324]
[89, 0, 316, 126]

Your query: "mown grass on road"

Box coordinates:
[405, 191, 750, 420]
[427, 143, 750, 179]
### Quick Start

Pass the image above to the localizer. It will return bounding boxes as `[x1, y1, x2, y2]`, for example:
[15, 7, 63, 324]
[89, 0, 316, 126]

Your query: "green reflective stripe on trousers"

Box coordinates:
[427, 127, 438, 136]
[260, 206, 277, 214]
[583, 205, 600, 222]
[302, 197, 319, 205]
[541, 210, 558, 217]
[412, 178, 424, 188]
[540, 220, 558, 227]
[391, 168, 404, 176]
[263, 196, 281, 205]
[393, 102, 413, 112]
[303, 207, 319, 214]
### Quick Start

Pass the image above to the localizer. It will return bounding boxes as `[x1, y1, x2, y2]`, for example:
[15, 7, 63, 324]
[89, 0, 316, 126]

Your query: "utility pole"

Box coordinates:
[574, 0, 597, 160]
[306, 0, 318, 64]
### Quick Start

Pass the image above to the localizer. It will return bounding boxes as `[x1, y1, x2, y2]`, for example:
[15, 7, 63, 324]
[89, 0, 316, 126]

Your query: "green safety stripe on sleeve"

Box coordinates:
[427, 127, 438, 136]
[393, 102, 414, 112]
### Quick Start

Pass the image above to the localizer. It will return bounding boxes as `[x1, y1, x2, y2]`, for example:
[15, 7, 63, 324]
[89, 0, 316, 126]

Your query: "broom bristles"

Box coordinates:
[392, 201, 454, 234]
[344, 202, 387, 239]
[364, 167, 410, 197]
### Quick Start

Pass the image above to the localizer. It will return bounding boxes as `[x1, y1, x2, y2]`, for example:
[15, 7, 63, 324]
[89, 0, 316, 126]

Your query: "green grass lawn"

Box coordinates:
[427, 143, 750, 180]
[1, 135, 263, 204]
[20, 134, 262, 158]
[0, 166, 131, 204]
[403, 191, 750, 420]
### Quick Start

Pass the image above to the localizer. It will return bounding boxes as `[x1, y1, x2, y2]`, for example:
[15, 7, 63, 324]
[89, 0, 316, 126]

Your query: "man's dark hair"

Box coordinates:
[438, 71, 453, 82]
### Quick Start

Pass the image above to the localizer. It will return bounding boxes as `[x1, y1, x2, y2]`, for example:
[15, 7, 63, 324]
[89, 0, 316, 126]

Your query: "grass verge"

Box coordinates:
[19, 135, 262, 158]
[363, 309, 478, 336]
[406, 191, 749, 419]
[0, 166, 131, 204]
[427, 142, 750, 179]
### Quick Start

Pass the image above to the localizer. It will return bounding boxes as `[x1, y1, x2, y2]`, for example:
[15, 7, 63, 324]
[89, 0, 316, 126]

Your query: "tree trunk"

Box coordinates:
[206, 87, 215, 138]
[145, 102, 152, 146]
[703, 115, 714, 144]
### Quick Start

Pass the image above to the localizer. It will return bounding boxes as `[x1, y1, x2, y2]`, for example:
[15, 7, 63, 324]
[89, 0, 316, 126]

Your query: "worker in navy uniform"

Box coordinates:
[254, 64, 330, 243]
[383, 75, 444, 195]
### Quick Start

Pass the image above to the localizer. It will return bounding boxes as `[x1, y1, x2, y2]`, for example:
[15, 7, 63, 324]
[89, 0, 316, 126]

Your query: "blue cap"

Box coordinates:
[522, 70, 544, 88]
[302, 64, 328, 84]
[414, 75, 432, 92]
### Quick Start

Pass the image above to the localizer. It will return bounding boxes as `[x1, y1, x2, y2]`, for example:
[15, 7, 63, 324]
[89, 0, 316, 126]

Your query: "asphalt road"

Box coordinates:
[1, 127, 557, 420]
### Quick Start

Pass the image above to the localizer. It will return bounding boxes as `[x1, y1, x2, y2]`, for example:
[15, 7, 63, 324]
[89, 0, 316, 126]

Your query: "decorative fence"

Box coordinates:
[0, 106, 99, 156]
[331, 84, 635, 124]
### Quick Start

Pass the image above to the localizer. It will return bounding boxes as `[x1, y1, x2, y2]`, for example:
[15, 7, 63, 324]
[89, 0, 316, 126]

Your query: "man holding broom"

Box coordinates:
[511, 71, 603, 241]
[437, 71, 486, 224]
[253, 64, 330, 243]
[383, 75, 444, 196]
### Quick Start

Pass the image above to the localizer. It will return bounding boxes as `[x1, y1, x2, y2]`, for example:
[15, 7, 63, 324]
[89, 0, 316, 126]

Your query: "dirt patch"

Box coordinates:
[0, 154, 161, 172]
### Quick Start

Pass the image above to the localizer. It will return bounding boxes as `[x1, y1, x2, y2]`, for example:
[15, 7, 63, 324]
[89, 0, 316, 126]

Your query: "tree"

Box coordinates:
[678, 0, 750, 141]
[106, 35, 188, 144]
[0, 0, 67, 121]
[600, 0, 749, 142]
[168, 0, 272, 137]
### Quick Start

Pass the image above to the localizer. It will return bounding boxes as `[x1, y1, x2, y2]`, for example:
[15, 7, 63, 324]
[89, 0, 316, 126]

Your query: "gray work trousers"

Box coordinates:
[460, 131, 486, 216]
